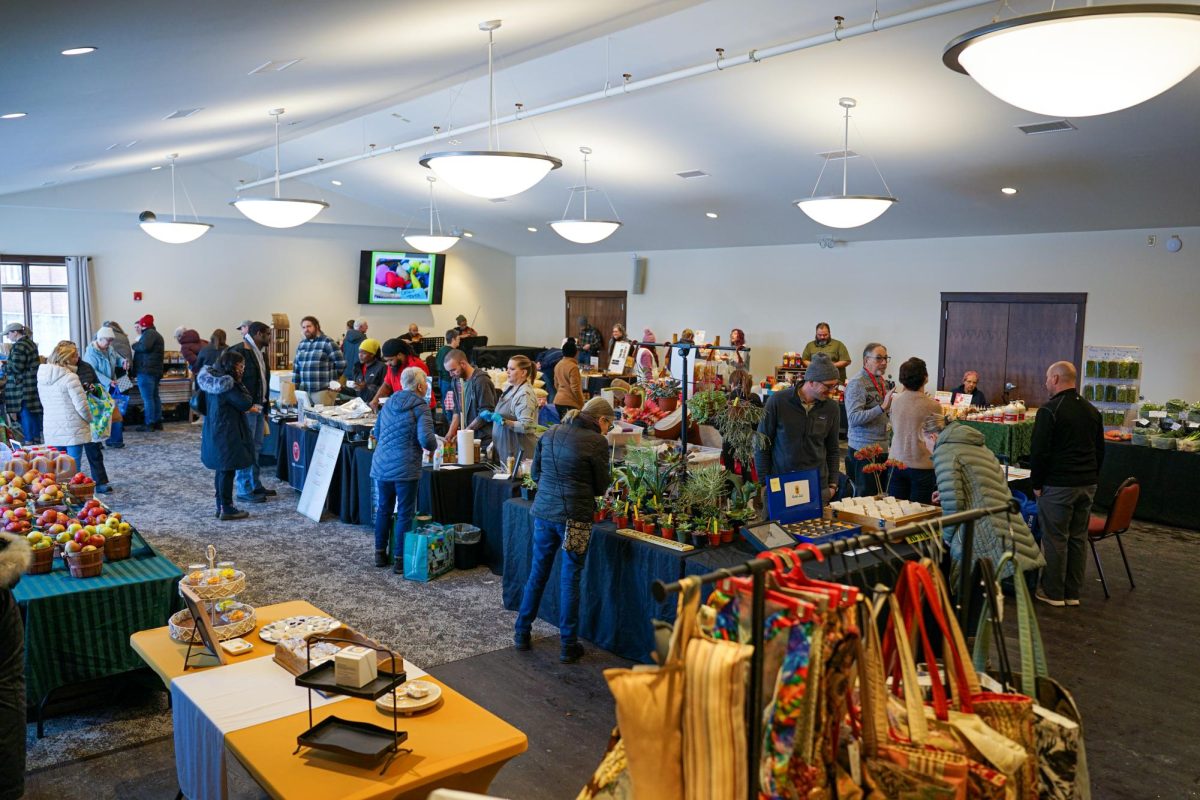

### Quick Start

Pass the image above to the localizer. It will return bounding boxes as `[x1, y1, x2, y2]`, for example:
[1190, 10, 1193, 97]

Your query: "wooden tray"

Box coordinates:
[296, 716, 407, 765]
[825, 506, 942, 532]
[615, 527, 694, 551]
[274, 624, 404, 677]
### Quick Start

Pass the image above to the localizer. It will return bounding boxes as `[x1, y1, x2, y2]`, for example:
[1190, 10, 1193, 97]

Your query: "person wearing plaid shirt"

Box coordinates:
[577, 316, 604, 360]
[4, 323, 43, 443]
[291, 316, 346, 405]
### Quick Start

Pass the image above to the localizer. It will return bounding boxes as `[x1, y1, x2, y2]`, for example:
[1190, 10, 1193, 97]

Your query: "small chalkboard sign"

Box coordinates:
[180, 583, 226, 671]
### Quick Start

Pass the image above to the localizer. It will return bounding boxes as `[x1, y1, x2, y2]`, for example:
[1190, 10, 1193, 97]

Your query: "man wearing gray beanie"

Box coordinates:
[754, 352, 843, 501]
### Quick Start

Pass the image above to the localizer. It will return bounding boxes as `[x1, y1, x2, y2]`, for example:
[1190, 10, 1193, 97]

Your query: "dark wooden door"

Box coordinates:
[565, 290, 626, 360]
[942, 302, 1010, 400]
[939, 293, 1086, 406]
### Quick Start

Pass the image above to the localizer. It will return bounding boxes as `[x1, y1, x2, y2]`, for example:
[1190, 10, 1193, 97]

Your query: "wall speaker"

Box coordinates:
[631, 255, 647, 294]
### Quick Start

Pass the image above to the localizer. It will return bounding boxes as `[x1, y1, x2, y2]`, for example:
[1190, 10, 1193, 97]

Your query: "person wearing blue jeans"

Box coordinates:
[369, 367, 437, 569]
[513, 397, 613, 663]
[136, 373, 161, 429]
[18, 407, 41, 446]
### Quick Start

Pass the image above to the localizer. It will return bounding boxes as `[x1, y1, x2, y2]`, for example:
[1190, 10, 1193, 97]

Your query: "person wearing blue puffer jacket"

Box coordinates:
[370, 367, 437, 570]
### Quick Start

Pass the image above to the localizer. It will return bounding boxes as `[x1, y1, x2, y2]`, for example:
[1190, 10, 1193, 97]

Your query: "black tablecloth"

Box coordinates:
[276, 422, 362, 519]
[352, 448, 491, 527]
[472, 471, 521, 574]
[1098, 442, 1199, 529]
[471, 345, 546, 370]
[583, 374, 635, 397]
[502, 499, 738, 663]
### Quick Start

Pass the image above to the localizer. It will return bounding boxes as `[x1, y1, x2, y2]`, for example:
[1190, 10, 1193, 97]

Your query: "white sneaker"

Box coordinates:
[1065, 598, 1081, 607]
[1035, 590, 1065, 607]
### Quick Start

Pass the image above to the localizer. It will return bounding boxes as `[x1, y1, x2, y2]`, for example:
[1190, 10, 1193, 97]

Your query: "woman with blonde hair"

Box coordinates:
[481, 355, 539, 467]
[37, 342, 93, 466]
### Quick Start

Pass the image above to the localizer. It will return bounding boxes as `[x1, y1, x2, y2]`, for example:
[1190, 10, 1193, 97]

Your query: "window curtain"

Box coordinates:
[66, 256, 94, 346]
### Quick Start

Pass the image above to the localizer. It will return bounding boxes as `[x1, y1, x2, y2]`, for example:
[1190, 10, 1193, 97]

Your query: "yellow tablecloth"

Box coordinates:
[131, 600, 527, 799]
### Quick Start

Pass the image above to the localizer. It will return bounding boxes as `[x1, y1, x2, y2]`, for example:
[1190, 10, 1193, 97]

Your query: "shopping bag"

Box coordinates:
[115, 374, 134, 393]
[402, 526, 453, 581]
[974, 553, 1091, 800]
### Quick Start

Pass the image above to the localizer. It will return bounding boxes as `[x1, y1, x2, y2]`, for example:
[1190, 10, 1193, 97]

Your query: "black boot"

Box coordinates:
[151, 422, 164, 431]
[219, 506, 249, 521]
[374, 549, 389, 568]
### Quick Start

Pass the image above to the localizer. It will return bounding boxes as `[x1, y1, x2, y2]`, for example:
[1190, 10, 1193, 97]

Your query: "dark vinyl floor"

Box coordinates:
[23, 522, 1200, 799]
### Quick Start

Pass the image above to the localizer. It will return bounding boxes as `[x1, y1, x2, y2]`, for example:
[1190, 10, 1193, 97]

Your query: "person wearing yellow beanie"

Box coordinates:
[346, 338, 386, 402]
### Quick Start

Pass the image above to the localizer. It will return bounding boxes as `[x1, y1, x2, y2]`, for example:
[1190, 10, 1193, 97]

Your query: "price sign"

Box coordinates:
[905, 529, 936, 546]
[1148, 410, 1168, 418]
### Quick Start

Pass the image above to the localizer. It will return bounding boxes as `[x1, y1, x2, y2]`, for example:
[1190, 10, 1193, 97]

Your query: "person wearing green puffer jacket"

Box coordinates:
[927, 415, 1043, 585]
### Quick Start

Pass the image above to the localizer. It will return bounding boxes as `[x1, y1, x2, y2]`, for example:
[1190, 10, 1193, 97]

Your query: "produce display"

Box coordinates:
[15, 479, 138, 575]
[170, 548, 257, 643]
[1081, 345, 1143, 431]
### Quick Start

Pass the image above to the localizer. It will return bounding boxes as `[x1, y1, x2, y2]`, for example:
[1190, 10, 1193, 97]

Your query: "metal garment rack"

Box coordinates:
[651, 499, 1017, 800]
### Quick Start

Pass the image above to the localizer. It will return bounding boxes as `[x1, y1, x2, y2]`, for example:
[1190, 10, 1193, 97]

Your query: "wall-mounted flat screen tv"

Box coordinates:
[357, 251, 446, 305]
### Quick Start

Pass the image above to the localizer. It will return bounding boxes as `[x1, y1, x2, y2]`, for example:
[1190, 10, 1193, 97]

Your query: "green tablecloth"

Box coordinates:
[13, 539, 183, 704]
[959, 419, 1035, 462]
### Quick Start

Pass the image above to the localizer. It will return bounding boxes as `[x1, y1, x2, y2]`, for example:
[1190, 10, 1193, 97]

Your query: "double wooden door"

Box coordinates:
[938, 293, 1086, 406]
[564, 290, 626, 360]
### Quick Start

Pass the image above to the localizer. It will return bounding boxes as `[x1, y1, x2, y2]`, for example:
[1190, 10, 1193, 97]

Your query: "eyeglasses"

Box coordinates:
[870, 355, 892, 362]
[821, 381, 840, 389]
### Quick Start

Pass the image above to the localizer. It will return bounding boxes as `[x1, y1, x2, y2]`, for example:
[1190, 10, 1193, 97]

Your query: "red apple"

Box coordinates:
[87, 533, 105, 548]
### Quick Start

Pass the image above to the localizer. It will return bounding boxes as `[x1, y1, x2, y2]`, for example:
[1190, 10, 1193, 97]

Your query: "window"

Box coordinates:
[1, 255, 70, 357]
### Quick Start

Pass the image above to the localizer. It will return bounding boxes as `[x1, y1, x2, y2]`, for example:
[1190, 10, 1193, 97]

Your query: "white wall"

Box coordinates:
[0, 206, 515, 351]
[516, 227, 1200, 403]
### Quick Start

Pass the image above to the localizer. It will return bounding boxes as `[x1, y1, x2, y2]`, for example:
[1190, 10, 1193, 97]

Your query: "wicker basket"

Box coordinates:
[26, 545, 55, 575]
[104, 534, 132, 562]
[66, 483, 95, 502]
[65, 548, 103, 578]
[179, 570, 246, 600]
[168, 605, 257, 643]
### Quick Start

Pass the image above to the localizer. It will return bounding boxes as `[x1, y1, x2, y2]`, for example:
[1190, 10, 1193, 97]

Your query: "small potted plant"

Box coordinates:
[594, 497, 608, 523]
[520, 474, 538, 501]
[690, 516, 708, 548]
[853, 445, 908, 498]
[676, 517, 693, 545]
[647, 376, 682, 413]
[717, 513, 734, 545]
[659, 512, 676, 541]
[614, 500, 630, 530]
[707, 516, 722, 548]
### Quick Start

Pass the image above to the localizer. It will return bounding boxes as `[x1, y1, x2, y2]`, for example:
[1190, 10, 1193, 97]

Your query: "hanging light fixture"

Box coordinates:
[419, 20, 561, 199]
[404, 176, 460, 253]
[231, 109, 329, 228]
[549, 147, 622, 244]
[138, 154, 212, 244]
[795, 98, 896, 229]
[944, 4, 1200, 117]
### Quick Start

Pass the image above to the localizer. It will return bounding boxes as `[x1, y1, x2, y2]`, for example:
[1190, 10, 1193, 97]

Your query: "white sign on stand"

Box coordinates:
[297, 425, 346, 522]
[607, 341, 631, 374]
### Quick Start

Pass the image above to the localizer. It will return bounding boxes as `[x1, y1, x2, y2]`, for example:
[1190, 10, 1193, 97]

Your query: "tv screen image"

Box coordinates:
[358, 251, 446, 305]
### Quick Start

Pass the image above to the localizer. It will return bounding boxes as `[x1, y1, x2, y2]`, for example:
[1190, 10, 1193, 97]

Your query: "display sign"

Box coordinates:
[765, 469, 822, 524]
[742, 521, 798, 552]
[297, 425, 346, 522]
[608, 341, 631, 374]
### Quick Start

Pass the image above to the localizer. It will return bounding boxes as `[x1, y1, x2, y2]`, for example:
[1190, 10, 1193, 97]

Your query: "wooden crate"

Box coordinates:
[824, 505, 942, 532]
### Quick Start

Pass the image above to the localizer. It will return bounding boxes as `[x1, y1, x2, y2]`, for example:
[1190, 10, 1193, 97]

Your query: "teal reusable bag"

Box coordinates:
[402, 526, 453, 582]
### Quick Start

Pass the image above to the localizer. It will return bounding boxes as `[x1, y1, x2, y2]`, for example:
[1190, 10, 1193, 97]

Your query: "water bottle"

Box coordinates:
[432, 447, 443, 470]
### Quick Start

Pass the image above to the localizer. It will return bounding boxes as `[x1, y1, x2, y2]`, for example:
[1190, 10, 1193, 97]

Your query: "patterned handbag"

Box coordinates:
[563, 518, 592, 555]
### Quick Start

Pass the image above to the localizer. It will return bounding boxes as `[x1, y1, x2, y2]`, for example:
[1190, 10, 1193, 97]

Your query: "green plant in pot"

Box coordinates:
[647, 376, 682, 412]
[520, 473, 538, 500]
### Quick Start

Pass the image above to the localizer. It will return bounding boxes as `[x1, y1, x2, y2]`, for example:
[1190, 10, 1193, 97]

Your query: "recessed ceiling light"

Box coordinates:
[151, 165, 162, 171]
[61, 46, 96, 56]
[1001, 187, 1019, 195]
[705, 212, 719, 219]
[1, 112, 27, 120]
[462, 231, 474, 238]
[527, 227, 538, 232]
[330, 179, 342, 186]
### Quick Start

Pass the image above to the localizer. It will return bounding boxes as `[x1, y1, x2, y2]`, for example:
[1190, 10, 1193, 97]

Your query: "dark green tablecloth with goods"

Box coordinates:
[958, 419, 1035, 462]
[13, 534, 183, 704]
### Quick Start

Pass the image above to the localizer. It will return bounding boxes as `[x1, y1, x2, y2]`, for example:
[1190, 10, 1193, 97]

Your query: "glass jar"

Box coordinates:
[1083, 384, 1095, 401]
[1105, 384, 1118, 403]
[1085, 360, 1097, 378]
[1129, 361, 1140, 379]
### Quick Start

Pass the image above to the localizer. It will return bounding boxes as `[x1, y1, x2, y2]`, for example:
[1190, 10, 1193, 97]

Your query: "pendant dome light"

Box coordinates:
[138, 154, 212, 244]
[549, 147, 622, 244]
[795, 98, 896, 229]
[404, 176, 460, 253]
[944, 4, 1200, 117]
[419, 21, 561, 199]
[231, 109, 329, 228]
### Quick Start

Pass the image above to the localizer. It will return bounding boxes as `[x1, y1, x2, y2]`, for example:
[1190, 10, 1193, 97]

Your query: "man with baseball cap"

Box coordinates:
[454, 314, 478, 338]
[755, 352, 843, 501]
[3, 323, 42, 442]
[131, 314, 165, 431]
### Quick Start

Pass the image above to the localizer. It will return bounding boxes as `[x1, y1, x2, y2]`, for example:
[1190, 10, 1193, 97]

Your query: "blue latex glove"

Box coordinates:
[477, 409, 497, 424]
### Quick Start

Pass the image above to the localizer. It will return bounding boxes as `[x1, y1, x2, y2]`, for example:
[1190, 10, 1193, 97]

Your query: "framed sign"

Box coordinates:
[180, 583, 227, 670]
[607, 341, 631, 374]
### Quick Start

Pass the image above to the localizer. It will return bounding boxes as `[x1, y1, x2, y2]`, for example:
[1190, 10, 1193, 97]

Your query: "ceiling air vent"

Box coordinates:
[816, 149, 859, 161]
[69, 163, 94, 171]
[1016, 119, 1077, 135]
[676, 170, 709, 179]
[164, 108, 203, 120]
[488, 198, 507, 203]
[248, 59, 303, 75]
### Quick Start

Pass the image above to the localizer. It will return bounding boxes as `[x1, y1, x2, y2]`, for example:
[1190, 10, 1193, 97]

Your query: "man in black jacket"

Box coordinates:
[755, 353, 843, 501]
[232, 322, 275, 503]
[514, 396, 613, 663]
[1030, 361, 1104, 607]
[131, 314, 165, 431]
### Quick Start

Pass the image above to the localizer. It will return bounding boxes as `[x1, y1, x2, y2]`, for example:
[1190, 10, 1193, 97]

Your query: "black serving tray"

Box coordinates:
[294, 660, 406, 700]
[297, 716, 408, 765]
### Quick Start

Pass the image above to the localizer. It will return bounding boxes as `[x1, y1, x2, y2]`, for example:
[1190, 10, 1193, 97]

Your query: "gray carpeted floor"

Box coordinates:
[25, 422, 553, 771]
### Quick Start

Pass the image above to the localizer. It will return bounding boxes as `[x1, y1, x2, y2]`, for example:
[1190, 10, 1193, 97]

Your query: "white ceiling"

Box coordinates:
[2, 0, 1198, 256]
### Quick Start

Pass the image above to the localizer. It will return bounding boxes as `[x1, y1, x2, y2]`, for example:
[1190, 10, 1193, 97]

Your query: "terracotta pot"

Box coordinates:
[625, 393, 643, 410]
[614, 516, 629, 529]
[594, 511, 605, 523]
[657, 396, 678, 413]
[661, 526, 675, 541]
[720, 527, 734, 544]
[707, 531, 721, 547]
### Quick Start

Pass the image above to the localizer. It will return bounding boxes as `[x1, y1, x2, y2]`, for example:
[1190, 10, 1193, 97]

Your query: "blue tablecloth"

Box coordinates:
[472, 472, 521, 574]
[502, 498, 728, 663]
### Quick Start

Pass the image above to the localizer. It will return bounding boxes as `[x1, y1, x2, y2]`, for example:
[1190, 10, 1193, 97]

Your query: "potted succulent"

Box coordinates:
[707, 516, 723, 548]
[594, 497, 608, 523]
[676, 517, 693, 545]
[520, 474, 538, 501]
[647, 376, 682, 413]
[717, 513, 734, 545]
[614, 499, 630, 529]
[624, 384, 646, 410]
[691, 516, 709, 548]
[659, 512, 676, 541]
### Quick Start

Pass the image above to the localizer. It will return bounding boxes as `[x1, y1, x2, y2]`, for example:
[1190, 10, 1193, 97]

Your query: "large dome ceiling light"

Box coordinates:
[795, 98, 897, 229]
[419, 20, 561, 199]
[944, 4, 1200, 117]
[549, 147, 623, 245]
[231, 109, 329, 228]
[138, 154, 213, 244]
[404, 176, 460, 253]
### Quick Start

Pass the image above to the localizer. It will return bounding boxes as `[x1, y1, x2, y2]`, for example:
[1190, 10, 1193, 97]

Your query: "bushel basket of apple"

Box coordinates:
[65, 547, 103, 578]
[66, 472, 96, 501]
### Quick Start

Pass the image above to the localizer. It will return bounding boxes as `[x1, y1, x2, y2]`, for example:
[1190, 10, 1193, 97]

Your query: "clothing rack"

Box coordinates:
[651, 498, 1018, 800]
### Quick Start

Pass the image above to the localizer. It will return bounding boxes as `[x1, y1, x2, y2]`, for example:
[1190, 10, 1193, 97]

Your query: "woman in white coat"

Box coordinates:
[37, 342, 92, 464]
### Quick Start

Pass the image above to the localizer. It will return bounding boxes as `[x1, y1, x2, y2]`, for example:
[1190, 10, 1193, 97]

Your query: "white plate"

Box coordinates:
[257, 615, 341, 644]
[375, 680, 442, 715]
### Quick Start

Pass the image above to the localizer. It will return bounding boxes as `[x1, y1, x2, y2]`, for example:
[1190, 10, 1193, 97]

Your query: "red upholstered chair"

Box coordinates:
[1088, 477, 1139, 598]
